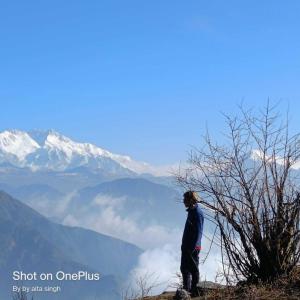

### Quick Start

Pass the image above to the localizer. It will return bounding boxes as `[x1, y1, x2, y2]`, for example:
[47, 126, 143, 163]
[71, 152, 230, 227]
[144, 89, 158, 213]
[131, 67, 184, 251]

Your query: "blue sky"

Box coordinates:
[1, 1, 300, 164]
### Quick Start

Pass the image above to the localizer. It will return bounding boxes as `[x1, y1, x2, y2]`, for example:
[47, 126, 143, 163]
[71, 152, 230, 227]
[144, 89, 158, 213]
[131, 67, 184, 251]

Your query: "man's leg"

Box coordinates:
[182, 272, 192, 292]
[180, 251, 192, 291]
[190, 249, 200, 296]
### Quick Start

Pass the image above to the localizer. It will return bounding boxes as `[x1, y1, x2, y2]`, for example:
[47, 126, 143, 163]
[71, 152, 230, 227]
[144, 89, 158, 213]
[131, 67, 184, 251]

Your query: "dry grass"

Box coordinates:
[143, 268, 300, 300]
[143, 286, 300, 300]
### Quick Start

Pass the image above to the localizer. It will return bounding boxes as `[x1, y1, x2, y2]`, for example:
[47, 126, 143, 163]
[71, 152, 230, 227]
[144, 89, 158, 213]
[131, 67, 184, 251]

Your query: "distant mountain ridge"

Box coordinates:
[70, 178, 182, 228]
[0, 129, 169, 176]
[0, 190, 142, 300]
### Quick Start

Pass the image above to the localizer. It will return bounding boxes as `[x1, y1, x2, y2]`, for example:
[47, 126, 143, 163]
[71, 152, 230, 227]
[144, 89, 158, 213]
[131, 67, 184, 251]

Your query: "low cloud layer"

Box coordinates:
[63, 194, 181, 249]
[128, 234, 223, 295]
[60, 193, 224, 294]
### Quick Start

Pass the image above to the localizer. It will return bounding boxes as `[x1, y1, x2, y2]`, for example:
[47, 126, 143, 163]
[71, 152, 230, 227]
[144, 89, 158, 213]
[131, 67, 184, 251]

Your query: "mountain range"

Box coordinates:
[0, 129, 172, 176]
[0, 129, 184, 299]
[0, 191, 141, 300]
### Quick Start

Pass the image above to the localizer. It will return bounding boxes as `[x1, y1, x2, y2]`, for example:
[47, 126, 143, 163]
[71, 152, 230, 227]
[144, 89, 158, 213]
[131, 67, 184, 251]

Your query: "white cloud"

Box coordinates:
[24, 191, 77, 220]
[54, 191, 78, 215]
[92, 194, 126, 207]
[127, 234, 224, 296]
[127, 244, 180, 296]
[61, 193, 224, 294]
[62, 194, 182, 248]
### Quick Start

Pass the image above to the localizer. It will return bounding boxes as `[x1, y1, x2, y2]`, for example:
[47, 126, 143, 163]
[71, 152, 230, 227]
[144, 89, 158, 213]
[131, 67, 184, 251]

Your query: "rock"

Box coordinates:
[173, 289, 191, 300]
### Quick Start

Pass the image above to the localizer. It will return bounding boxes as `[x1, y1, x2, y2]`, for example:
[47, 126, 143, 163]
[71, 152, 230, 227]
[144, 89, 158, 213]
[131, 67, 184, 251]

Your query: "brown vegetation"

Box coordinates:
[142, 267, 300, 299]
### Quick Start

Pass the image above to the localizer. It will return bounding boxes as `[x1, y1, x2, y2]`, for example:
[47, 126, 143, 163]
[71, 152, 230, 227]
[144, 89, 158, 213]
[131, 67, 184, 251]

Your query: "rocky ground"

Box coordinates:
[142, 273, 300, 300]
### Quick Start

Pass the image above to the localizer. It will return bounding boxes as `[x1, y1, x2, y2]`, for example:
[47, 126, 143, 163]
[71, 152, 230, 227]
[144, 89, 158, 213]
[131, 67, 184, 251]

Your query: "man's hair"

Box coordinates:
[183, 190, 199, 204]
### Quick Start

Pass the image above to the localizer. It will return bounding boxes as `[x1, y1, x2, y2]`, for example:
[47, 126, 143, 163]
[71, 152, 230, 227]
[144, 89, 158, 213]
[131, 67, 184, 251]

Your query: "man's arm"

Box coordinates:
[194, 208, 204, 251]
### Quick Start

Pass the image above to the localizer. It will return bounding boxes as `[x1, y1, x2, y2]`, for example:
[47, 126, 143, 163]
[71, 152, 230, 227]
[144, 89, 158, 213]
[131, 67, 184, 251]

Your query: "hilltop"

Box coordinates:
[140, 270, 300, 300]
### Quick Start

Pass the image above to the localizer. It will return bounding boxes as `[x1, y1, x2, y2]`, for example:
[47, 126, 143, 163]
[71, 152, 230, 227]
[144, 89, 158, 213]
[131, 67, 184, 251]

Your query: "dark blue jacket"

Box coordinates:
[181, 204, 204, 252]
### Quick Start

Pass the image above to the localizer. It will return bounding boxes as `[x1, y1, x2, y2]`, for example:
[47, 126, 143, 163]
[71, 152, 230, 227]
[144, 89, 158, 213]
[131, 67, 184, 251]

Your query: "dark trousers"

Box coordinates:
[180, 249, 200, 292]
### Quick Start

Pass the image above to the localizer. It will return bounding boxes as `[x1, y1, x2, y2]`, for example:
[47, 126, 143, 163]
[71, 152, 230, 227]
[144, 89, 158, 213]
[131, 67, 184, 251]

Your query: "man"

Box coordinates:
[180, 191, 204, 297]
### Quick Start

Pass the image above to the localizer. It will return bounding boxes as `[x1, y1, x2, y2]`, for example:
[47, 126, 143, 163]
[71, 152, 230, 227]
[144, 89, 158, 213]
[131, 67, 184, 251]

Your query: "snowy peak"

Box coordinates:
[28, 129, 60, 146]
[0, 130, 40, 160]
[29, 130, 112, 159]
[0, 129, 170, 176]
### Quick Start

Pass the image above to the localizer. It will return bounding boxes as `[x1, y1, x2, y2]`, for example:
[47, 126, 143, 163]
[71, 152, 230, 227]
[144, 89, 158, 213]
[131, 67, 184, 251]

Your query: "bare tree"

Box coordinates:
[122, 271, 161, 300]
[177, 103, 300, 284]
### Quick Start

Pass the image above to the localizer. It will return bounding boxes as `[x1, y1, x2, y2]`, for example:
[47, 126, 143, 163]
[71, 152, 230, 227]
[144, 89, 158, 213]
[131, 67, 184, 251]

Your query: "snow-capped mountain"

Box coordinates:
[0, 130, 40, 162]
[0, 129, 167, 175]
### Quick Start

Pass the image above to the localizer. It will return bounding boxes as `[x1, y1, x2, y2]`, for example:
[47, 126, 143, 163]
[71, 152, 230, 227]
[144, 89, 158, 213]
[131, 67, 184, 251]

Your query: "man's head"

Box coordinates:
[183, 190, 199, 208]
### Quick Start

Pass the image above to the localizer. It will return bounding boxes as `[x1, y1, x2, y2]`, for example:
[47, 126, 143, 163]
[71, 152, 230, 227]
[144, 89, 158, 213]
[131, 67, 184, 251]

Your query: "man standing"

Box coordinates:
[180, 191, 204, 297]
